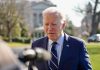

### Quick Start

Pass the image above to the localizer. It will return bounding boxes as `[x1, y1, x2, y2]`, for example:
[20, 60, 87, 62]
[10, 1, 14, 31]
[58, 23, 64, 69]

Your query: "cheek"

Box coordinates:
[59, 24, 64, 30]
[57, 25, 62, 30]
[44, 27, 48, 33]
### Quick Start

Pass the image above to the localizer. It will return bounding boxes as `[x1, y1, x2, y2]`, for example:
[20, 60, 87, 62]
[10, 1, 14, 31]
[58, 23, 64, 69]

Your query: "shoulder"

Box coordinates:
[65, 35, 87, 50]
[64, 33, 85, 45]
[32, 37, 47, 44]
[31, 37, 48, 48]
[69, 36, 85, 43]
[69, 36, 86, 47]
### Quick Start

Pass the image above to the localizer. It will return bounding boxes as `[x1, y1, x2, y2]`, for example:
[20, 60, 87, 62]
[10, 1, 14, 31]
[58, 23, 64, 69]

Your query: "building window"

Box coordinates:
[33, 13, 37, 27]
[39, 13, 43, 26]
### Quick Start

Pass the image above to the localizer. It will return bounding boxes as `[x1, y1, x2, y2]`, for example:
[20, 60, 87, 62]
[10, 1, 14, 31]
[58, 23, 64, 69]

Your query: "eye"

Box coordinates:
[45, 23, 49, 26]
[52, 23, 57, 26]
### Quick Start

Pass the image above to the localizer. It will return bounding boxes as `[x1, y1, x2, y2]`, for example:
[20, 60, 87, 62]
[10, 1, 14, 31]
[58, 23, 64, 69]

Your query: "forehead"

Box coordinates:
[44, 13, 58, 20]
[43, 15, 61, 25]
[43, 13, 62, 23]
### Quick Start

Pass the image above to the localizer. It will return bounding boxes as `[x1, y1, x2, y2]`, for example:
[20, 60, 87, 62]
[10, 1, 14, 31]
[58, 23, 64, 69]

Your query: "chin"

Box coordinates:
[48, 37, 57, 41]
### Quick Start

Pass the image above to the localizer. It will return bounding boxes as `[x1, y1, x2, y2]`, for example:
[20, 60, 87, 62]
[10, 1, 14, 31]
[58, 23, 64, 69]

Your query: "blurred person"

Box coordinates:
[0, 39, 24, 70]
[28, 7, 92, 70]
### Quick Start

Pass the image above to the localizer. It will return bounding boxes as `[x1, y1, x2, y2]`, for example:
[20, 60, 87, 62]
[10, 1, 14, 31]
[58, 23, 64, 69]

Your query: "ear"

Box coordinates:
[62, 20, 67, 29]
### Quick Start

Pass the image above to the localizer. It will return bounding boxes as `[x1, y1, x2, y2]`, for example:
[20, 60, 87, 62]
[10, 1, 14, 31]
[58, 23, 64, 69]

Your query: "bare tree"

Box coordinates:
[74, 0, 100, 36]
[90, 0, 100, 35]
[0, 0, 23, 42]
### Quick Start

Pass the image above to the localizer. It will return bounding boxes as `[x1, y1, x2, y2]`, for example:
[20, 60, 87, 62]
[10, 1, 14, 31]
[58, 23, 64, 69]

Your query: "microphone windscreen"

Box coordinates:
[35, 48, 51, 61]
[23, 49, 36, 60]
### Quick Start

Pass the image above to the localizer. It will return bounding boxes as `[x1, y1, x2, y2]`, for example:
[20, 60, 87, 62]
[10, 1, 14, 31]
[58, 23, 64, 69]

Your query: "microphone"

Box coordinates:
[18, 48, 51, 63]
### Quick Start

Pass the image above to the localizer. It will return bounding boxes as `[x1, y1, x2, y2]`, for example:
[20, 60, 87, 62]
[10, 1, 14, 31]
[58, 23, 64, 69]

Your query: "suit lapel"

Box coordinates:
[42, 37, 48, 50]
[42, 37, 49, 70]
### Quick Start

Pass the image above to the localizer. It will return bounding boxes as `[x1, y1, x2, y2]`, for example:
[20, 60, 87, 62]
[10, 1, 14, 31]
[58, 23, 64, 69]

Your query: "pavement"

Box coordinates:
[12, 47, 30, 56]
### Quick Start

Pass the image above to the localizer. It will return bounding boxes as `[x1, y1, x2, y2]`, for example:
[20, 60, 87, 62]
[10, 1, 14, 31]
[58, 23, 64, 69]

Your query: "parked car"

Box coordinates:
[87, 34, 100, 42]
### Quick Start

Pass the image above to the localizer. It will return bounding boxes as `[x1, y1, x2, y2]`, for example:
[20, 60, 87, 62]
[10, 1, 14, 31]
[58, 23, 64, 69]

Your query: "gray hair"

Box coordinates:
[42, 7, 66, 23]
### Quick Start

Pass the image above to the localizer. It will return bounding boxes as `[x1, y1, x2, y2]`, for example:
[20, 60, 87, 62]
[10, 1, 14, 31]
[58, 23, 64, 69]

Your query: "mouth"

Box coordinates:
[48, 33, 55, 34]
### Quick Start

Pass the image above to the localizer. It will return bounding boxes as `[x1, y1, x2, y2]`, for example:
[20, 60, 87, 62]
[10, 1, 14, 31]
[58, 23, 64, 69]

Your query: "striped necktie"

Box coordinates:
[49, 42, 58, 70]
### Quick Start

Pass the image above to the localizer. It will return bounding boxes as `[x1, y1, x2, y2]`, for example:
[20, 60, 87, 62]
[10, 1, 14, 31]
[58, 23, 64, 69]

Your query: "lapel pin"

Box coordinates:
[66, 45, 69, 47]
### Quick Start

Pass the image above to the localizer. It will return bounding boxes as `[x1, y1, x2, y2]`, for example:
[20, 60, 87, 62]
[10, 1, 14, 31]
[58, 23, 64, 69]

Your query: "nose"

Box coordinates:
[48, 24, 53, 30]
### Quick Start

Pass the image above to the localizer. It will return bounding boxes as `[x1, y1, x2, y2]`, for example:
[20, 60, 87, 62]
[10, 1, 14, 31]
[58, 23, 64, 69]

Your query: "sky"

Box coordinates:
[49, 0, 90, 27]
[28, 0, 90, 27]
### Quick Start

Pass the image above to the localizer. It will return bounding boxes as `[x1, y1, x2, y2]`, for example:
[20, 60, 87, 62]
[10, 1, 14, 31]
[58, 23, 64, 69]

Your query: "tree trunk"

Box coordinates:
[90, 0, 99, 36]
[6, 21, 12, 42]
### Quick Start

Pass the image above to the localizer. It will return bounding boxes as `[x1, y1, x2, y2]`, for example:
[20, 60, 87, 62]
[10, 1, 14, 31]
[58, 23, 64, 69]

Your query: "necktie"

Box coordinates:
[49, 42, 58, 70]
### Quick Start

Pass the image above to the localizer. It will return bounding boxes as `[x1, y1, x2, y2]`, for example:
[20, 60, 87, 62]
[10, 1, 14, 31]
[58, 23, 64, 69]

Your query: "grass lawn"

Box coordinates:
[86, 43, 100, 70]
[90, 54, 100, 70]
[7, 42, 31, 47]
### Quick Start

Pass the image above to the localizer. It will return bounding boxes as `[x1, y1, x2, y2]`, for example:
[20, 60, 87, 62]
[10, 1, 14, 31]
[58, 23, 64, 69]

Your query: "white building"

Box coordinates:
[31, 0, 56, 28]
[0, 0, 56, 39]
[17, 0, 56, 39]
[25, 0, 56, 39]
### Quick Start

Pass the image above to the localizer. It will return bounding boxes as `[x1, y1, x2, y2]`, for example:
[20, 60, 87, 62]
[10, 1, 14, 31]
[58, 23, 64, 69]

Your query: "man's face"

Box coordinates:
[43, 13, 65, 41]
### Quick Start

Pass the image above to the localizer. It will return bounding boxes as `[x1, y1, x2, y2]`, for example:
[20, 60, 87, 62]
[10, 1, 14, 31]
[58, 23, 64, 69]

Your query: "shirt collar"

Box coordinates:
[56, 31, 64, 46]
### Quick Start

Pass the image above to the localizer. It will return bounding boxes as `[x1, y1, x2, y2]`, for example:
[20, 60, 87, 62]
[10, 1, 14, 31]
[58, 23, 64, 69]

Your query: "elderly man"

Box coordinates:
[28, 7, 92, 70]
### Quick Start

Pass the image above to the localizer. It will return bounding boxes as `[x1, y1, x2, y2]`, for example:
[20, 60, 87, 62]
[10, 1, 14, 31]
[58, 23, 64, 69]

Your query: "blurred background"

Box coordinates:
[0, 0, 100, 70]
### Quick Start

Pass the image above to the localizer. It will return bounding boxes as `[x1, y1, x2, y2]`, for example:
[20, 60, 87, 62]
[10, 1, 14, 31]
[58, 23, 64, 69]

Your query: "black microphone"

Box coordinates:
[18, 48, 51, 63]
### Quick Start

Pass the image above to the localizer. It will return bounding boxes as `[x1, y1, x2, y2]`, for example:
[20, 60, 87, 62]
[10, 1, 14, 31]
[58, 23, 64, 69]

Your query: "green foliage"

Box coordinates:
[21, 25, 29, 37]
[97, 29, 100, 33]
[12, 22, 21, 38]
[0, 0, 29, 42]
[2, 36, 9, 42]
[64, 20, 74, 35]
[12, 37, 31, 43]
[8, 42, 30, 47]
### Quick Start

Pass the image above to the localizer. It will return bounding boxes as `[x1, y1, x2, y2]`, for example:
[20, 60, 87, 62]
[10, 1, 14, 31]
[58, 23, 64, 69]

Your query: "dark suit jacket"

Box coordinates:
[28, 33, 92, 70]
